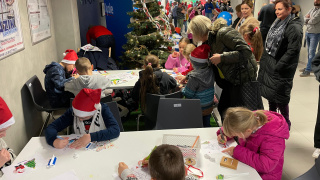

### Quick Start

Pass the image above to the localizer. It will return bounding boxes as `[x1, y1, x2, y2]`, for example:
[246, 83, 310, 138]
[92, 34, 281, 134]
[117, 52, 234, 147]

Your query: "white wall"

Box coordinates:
[0, 0, 80, 154]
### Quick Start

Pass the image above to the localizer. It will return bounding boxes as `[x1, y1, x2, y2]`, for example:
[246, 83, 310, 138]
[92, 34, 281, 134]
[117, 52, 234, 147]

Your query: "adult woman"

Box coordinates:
[258, 0, 303, 130]
[235, 0, 259, 30]
[187, 16, 257, 121]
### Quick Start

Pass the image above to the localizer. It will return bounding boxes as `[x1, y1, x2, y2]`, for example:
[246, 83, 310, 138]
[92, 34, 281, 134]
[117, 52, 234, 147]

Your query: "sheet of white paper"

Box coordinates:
[2, 153, 47, 180]
[201, 139, 231, 153]
[50, 170, 79, 180]
[113, 164, 151, 180]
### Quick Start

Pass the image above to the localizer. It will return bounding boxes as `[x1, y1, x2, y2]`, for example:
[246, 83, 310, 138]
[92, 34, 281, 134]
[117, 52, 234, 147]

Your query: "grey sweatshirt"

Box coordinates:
[64, 75, 112, 97]
[305, 7, 320, 33]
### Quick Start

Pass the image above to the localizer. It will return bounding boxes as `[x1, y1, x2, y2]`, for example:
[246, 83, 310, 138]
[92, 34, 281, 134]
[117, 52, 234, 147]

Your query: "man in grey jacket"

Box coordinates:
[300, 0, 320, 77]
[64, 57, 112, 97]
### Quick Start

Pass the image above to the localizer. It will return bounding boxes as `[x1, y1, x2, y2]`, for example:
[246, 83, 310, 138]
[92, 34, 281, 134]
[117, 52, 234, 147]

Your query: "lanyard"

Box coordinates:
[186, 165, 204, 178]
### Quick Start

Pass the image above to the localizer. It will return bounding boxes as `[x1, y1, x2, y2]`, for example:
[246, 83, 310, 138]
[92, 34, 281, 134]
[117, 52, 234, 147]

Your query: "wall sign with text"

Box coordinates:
[0, 0, 24, 60]
[27, 0, 51, 45]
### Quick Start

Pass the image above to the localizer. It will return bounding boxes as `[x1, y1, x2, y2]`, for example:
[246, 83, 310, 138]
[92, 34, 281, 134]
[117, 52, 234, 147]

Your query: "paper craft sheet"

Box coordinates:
[2, 154, 46, 180]
[113, 164, 151, 180]
[201, 140, 231, 153]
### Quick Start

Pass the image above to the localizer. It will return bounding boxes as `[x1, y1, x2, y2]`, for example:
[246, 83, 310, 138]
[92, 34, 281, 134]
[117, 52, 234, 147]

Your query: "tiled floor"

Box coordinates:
[272, 63, 318, 180]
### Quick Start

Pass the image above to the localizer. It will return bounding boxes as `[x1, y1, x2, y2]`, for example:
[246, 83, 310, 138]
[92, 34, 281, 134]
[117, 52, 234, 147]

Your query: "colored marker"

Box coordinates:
[85, 142, 92, 150]
[56, 136, 64, 140]
[220, 128, 226, 148]
[47, 155, 57, 168]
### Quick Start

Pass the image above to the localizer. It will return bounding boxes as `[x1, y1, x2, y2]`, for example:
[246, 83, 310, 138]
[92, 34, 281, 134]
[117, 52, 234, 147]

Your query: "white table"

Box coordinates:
[95, 70, 141, 89]
[3, 128, 261, 180]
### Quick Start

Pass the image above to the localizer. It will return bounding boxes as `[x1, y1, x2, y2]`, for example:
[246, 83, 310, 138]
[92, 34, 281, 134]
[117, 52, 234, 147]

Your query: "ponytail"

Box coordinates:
[239, 24, 263, 61]
[140, 55, 160, 112]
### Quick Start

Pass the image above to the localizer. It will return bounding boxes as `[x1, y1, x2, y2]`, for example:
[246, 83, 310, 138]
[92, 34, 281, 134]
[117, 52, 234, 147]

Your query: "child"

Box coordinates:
[217, 107, 289, 180]
[239, 24, 263, 62]
[45, 88, 120, 149]
[181, 44, 215, 127]
[118, 144, 186, 180]
[165, 38, 190, 73]
[64, 57, 113, 97]
[212, 8, 221, 22]
[132, 55, 177, 111]
[181, 44, 196, 76]
[43, 49, 78, 108]
[0, 97, 16, 177]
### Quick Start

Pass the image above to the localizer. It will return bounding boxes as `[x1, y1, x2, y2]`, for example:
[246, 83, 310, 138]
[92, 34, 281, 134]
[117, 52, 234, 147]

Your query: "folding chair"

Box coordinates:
[294, 157, 320, 179]
[155, 98, 203, 130]
[25, 75, 66, 136]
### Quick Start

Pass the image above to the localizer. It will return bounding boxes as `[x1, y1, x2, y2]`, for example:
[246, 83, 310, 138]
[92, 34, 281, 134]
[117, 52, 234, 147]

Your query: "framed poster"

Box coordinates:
[0, 0, 24, 60]
[27, 0, 51, 45]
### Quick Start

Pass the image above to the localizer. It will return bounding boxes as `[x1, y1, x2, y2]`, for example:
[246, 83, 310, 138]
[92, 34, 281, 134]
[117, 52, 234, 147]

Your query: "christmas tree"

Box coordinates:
[121, 0, 173, 69]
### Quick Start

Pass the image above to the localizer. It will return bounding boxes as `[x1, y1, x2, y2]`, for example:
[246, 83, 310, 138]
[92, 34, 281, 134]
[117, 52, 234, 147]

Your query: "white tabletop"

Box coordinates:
[3, 128, 261, 180]
[94, 70, 141, 89]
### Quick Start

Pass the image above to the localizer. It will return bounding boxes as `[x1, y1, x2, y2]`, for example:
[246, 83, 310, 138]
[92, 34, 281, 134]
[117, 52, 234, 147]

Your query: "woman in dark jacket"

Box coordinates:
[258, 0, 303, 130]
[187, 16, 258, 121]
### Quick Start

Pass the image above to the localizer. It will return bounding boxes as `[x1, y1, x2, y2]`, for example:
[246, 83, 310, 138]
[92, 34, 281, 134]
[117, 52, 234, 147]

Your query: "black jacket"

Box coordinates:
[208, 25, 257, 87]
[258, 15, 303, 104]
[312, 51, 320, 82]
[131, 69, 177, 103]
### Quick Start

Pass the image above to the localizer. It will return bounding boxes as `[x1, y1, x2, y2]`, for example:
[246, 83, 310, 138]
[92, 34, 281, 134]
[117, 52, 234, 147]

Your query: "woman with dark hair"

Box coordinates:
[235, 0, 259, 30]
[258, 0, 303, 130]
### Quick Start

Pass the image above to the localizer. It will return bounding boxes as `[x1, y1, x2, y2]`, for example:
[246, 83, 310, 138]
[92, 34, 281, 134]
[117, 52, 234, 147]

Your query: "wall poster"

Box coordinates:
[27, 0, 51, 45]
[0, 0, 24, 60]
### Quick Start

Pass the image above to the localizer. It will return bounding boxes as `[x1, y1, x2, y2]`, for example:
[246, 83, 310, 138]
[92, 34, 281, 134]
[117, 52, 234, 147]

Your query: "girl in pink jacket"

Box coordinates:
[165, 38, 190, 73]
[217, 107, 289, 180]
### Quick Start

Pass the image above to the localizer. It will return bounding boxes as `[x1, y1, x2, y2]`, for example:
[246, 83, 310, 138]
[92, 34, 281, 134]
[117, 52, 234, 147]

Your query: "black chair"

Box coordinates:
[100, 94, 112, 103]
[155, 98, 203, 130]
[164, 91, 183, 99]
[137, 93, 163, 131]
[25, 75, 66, 136]
[294, 157, 320, 179]
[106, 101, 124, 132]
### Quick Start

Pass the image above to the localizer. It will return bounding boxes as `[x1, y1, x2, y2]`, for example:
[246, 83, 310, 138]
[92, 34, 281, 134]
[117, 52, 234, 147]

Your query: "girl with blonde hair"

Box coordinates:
[239, 24, 263, 61]
[218, 107, 289, 180]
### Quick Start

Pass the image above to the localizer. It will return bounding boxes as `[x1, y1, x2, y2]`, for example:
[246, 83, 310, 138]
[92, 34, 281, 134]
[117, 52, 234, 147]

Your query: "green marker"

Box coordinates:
[145, 146, 157, 160]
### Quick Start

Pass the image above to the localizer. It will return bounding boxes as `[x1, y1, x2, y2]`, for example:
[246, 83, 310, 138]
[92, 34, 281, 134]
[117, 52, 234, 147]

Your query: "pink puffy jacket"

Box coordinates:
[165, 54, 190, 73]
[218, 111, 289, 180]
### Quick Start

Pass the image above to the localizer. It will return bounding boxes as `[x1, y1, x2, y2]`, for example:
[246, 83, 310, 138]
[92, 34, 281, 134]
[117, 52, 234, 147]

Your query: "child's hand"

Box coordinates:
[214, 95, 219, 104]
[118, 162, 129, 176]
[172, 51, 180, 58]
[217, 134, 227, 145]
[0, 149, 11, 167]
[142, 158, 149, 167]
[173, 67, 178, 73]
[53, 137, 69, 149]
[179, 76, 188, 84]
[72, 74, 79, 79]
[70, 134, 91, 149]
[222, 146, 235, 157]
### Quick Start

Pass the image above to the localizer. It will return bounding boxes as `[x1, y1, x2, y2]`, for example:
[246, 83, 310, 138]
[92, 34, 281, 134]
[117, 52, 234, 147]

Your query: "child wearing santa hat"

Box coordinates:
[45, 88, 120, 149]
[0, 97, 16, 177]
[181, 44, 215, 127]
[43, 49, 79, 108]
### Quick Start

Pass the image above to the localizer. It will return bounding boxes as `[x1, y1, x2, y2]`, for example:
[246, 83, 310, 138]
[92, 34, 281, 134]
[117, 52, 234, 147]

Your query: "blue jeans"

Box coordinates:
[205, 12, 213, 20]
[173, 16, 177, 27]
[306, 32, 320, 71]
[183, 20, 187, 33]
[203, 115, 211, 127]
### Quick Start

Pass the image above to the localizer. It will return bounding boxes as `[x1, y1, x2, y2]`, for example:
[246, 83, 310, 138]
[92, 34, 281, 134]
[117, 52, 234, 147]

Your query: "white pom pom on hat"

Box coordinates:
[61, 49, 78, 64]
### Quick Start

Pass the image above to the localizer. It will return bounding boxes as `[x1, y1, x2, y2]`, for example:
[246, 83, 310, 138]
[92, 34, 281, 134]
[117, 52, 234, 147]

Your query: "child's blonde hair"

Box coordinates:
[182, 44, 196, 60]
[239, 24, 263, 61]
[223, 107, 268, 137]
[75, 57, 91, 74]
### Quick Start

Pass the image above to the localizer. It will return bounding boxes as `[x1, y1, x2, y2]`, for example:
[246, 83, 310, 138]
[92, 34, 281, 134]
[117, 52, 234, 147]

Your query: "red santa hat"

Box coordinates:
[190, 44, 210, 64]
[72, 88, 102, 117]
[214, 8, 221, 14]
[0, 97, 15, 130]
[61, 49, 78, 64]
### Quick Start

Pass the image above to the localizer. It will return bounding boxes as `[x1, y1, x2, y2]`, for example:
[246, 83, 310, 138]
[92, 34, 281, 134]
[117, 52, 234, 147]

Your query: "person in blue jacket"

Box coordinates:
[45, 88, 120, 149]
[43, 49, 78, 108]
[204, 0, 214, 20]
